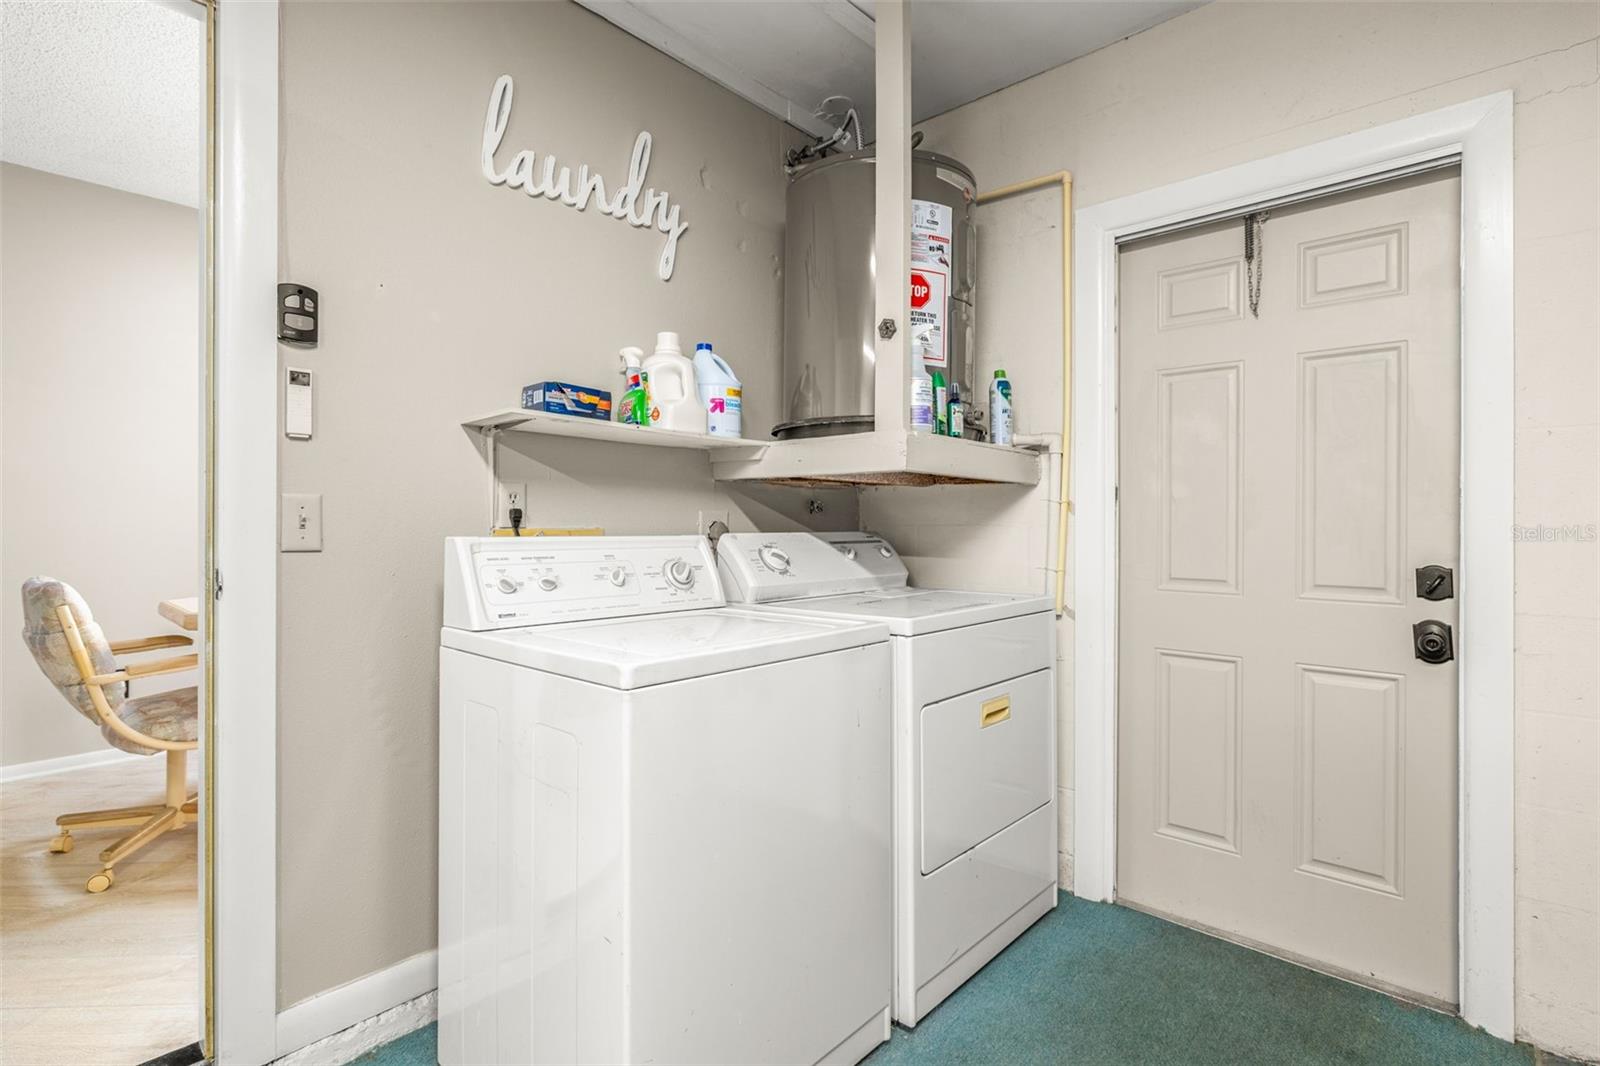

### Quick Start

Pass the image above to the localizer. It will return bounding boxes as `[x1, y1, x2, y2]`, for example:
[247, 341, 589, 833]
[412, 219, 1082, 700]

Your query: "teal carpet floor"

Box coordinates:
[357, 893, 1536, 1065]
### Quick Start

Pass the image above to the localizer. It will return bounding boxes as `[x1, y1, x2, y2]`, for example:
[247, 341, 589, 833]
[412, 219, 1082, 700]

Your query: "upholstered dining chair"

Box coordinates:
[20, 578, 199, 893]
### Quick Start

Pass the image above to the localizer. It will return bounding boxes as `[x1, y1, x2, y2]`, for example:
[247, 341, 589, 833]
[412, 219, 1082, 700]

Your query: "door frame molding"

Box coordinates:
[213, 1, 280, 1061]
[1070, 93, 1514, 1038]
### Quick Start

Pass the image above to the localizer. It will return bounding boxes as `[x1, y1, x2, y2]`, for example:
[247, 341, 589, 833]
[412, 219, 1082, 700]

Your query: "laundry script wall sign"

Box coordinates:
[480, 74, 689, 281]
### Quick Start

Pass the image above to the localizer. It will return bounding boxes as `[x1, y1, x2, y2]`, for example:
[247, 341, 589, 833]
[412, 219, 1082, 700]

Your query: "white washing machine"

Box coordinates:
[717, 530, 1058, 1026]
[438, 535, 894, 1066]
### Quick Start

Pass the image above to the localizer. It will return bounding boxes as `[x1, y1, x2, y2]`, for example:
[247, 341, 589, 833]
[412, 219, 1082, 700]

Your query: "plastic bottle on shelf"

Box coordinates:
[642, 332, 708, 434]
[617, 346, 650, 426]
[909, 348, 935, 434]
[931, 367, 949, 436]
[693, 342, 742, 439]
[948, 382, 965, 438]
[990, 369, 1014, 446]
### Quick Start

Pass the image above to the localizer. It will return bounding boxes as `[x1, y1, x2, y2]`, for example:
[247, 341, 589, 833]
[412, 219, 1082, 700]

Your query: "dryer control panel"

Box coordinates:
[717, 531, 909, 603]
[443, 536, 722, 631]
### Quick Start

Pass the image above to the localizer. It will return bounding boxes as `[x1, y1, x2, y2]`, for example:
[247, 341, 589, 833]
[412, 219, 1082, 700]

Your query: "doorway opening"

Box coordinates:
[1, 2, 211, 1061]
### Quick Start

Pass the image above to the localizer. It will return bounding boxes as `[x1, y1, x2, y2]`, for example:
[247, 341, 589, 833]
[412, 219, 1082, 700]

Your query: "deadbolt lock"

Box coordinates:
[1413, 620, 1454, 664]
[1416, 565, 1454, 601]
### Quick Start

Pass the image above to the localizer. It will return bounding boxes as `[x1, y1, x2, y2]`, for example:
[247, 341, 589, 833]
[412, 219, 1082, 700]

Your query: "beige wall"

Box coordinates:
[861, 1, 1598, 1056]
[276, 0, 853, 1009]
[0, 163, 199, 769]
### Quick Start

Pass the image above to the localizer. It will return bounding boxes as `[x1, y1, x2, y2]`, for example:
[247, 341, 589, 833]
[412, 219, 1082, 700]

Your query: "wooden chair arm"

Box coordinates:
[127, 653, 198, 679]
[109, 634, 194, 654]
[88, 653, 199, 686]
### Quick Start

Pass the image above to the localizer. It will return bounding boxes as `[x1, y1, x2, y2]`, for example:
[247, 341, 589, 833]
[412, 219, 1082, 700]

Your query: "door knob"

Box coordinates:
[1413, 620, 1454, 664]
[1416, 565, 1454, 601]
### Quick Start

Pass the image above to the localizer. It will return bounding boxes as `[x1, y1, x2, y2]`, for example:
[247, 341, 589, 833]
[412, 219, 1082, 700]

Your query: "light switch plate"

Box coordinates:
[281, 493, 322, 551]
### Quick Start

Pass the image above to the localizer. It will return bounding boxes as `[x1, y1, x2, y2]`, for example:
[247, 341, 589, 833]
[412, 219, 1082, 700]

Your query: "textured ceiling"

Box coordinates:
[1, 0, 203, 207]
[579, 1, 1204, 141]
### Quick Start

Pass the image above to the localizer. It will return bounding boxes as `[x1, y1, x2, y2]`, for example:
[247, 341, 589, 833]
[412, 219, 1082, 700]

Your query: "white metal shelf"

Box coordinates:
[709, 429, 1041, 487]
[463, 411, 1039, 486]
[463, 408, 767, 453]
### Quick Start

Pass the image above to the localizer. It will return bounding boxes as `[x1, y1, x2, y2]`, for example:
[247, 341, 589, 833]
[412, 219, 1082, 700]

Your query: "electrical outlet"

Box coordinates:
[697, 509, 729, 537]
[281, 493, 323, 552]
[497, 482, 528, 530]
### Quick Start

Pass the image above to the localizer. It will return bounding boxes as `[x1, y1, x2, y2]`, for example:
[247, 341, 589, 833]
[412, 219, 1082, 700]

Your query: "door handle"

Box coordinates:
[980, 695, 1011, 728]
[1413, 620, 1454, 664]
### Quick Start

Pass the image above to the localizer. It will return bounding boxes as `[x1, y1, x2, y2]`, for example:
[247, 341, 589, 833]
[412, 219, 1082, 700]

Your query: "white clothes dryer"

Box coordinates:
[717, 530, 1058, 1026]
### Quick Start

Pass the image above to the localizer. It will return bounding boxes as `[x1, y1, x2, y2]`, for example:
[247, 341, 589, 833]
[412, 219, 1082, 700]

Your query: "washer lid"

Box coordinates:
[441, 606, 888, 689]
[754, 587, 1053, 636]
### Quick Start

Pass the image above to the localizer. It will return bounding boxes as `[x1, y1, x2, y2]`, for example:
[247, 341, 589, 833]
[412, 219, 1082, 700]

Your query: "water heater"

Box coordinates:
[778, 148, 978, 439]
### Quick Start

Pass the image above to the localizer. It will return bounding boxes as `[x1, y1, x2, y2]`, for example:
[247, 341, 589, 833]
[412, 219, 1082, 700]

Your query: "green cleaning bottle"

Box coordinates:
[931, 367, 948, 436]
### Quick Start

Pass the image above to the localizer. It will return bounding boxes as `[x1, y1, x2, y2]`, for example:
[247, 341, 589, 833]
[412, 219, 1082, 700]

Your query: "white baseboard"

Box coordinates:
[0, 748, 143, 784]
[274, 950, 436, 1063]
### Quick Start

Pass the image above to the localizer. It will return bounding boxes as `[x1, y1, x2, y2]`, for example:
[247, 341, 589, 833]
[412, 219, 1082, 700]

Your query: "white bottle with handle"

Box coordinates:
[693, 342, 743, 438]
[642, 331, 708, 434]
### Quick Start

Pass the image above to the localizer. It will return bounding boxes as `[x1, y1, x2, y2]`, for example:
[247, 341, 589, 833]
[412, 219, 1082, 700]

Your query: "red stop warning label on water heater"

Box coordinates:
[910, 273, 932, 308]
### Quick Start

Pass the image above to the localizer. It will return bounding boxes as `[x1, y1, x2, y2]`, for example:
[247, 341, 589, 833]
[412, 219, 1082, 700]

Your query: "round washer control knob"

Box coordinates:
[665, 558, 695, 590]
[841, 547, 858, 561]
[537, 575, 560, 592]
[496, 576, 521, 594]
[877, 545, 893, 558]
[608, 567, 628, 587]
[758, 546, 791, 573]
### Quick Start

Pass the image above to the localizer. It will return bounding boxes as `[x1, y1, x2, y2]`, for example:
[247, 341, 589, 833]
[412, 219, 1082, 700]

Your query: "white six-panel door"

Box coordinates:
[1116, 170, 1462, 1003]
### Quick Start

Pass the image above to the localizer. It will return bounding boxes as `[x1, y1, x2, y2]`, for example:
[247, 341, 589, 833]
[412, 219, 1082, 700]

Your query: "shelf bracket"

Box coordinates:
[483, 425, 500, 532]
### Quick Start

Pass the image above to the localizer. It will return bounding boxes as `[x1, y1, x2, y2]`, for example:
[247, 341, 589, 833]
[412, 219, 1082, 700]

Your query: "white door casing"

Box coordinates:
[213, 1, 280, 1061]
[1115, 171, 1462, 1004]
[1071, 94, 1513, 1037]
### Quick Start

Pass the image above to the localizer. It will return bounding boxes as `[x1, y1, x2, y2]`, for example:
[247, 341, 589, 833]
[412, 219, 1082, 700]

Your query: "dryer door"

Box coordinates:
[920, 668, 1053, 873]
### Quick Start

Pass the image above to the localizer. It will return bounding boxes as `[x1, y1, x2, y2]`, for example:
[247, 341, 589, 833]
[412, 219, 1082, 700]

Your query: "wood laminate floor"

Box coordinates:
[1, 757, 199, 1066]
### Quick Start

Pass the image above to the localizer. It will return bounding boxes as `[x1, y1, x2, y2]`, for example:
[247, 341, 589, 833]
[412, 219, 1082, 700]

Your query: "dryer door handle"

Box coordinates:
[980, 695, 1012, 728]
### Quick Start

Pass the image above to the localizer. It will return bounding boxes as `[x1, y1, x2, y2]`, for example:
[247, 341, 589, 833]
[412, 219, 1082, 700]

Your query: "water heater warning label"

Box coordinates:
[910, 198, 953, 367]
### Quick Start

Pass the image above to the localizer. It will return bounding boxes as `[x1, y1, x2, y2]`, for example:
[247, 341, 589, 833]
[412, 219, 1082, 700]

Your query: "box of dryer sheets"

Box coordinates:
[521, 381, 612, 420]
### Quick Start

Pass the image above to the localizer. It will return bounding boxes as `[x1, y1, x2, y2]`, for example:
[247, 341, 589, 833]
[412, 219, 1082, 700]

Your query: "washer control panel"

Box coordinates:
[444, 536, 722, 630]
[716, 531, 909, 603]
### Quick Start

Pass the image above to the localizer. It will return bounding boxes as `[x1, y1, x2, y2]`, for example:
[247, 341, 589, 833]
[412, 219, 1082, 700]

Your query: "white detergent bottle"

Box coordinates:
[693, 342, 742, 439]
[642, 331, 707, 434]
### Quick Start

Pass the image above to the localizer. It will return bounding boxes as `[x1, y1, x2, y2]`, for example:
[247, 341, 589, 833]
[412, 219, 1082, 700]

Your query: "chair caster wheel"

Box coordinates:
[86, 870, 114, 893]
[48, 833, 74, 854]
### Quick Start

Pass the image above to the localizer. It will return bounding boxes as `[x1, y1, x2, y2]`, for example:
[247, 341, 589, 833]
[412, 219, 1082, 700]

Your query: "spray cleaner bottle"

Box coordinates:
[617, 346, 650, 426]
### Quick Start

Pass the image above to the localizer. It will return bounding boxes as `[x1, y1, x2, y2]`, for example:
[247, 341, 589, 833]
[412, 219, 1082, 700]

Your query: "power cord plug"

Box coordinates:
[510, 505, 523, 537]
